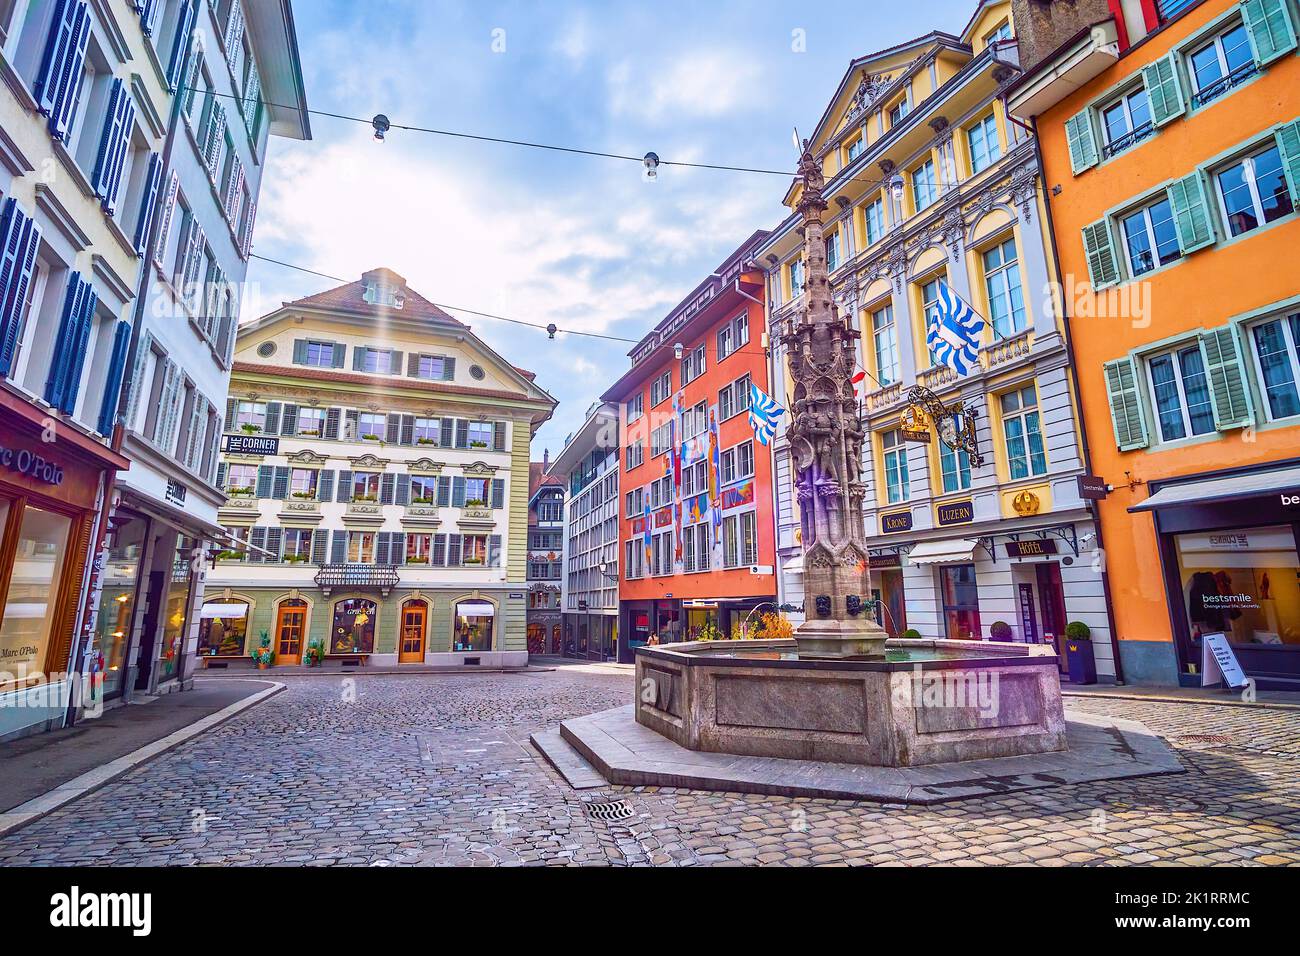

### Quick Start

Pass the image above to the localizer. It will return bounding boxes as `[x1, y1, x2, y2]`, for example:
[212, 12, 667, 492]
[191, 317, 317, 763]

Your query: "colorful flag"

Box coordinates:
[748, 382, 786, 446]
[925, 282, 985, 376]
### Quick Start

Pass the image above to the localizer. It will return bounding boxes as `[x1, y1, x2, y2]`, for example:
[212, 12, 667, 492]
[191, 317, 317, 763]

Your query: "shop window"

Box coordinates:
[1248, 312, 1300, 421]
[1143, 346, 1215, 442]
[198, 600, 249, 656]
[1213, 144, 1293, 238]
[157, 537, 195, 682]
[91, 512, 146, 697]
[0, 503, 70, 684]
[331, 598, 376, 654]
[881, 429, 910, 503]
[1120, 197, 1182, 277]
[454, 601, 494, 651]
[940, 564, 981, 640]
[1176, 526, 1299, 648]
[1000, 385, 1048, 477]
[982, 237, 1026, 338]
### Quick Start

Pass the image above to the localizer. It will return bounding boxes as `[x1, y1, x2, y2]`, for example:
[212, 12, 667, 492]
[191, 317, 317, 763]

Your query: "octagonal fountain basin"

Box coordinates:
[634, 637, 1066, 767]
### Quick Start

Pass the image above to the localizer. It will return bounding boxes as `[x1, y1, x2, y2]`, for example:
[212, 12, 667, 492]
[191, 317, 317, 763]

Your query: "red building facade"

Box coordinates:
[603, 232, 776, 656]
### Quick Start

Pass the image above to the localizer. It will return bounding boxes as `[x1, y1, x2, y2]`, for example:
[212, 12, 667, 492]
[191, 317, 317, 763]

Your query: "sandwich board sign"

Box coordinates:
[1200, 633, 1248, 689]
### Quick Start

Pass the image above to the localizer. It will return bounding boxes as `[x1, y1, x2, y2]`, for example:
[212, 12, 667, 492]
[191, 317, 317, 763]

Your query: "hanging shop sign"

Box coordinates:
[936, 499, 974, 526]
[1078, 475, 1109, 500]
[1005, 538, 1059, 558]
[899, 404, 931, 444]
[223, 434, 280, 456]
[880, 510, 913, 535]
[165, 479, 187, 506]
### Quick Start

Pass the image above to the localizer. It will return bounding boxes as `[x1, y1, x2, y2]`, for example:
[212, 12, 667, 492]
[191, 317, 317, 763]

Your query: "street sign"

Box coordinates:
[1078, 475, 1109, 500]
[1200, 633, 1248, 689]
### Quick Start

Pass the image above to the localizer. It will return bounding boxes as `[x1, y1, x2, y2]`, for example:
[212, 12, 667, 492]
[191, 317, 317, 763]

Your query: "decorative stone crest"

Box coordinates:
[287, 448, 328, 464]
[349, 453, 390, 469]
[462, 460, 498, 477]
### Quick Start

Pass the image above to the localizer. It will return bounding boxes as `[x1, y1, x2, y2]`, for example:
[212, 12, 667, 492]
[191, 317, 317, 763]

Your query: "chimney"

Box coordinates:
[543, 448, 550, 471]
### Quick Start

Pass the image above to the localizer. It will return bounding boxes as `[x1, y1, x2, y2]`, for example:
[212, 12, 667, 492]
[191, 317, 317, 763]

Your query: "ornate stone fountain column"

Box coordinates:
[782, 142, 888, 658]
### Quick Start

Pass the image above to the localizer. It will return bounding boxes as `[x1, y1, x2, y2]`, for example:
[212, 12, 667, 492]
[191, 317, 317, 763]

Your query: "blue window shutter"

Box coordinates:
[431, 534, 446, 566]
[317, 470, 334, 502]
[255, 465, 273, 498]
[336, 470, 352, 502]
[395, 473, 410, 506]
[265, 527, 282, 562]
[92, 80, 134, 213]
[44, 274, 95, 413]
[279, 403, 298, 436]
[139, 0, 161, 36]
[330, 529, 346, 564]
[389, 350, 403, 374]
[446, 535, 462, 566]
[324, 406, 341, 439]
[385, 413, 400, 443]
[443, 357, 456, 381]
[352, 347, 365, 371]
[440, 418, 454, 447]
[95, 320, 131, 435]
[489, 535, 501, 567]
[132, 153, 162, 257]
[391, 533, 405, 565]
[263, 401, 281, 435]
[452, 476, 466, 507]
[380, 473, 395, 505]
[272, 466, 289, 500]
[436, 476, 451, 507]
[0, 200, 43, 377]
[454, 419, 469, 448]
[292, 339, 306, 364]
[332, 343, 345, 368]
[165, 0, 197, 90]
[491, 478, 504, 509]
[248, 527, 267, 563]
[311, 529, 328, 565]
[399, 415, 414, 445]
[375, 532, 390, 567]
[493, 421, 506, 451]
[34, 0, 91, 143]
[216, 462, 227, 489]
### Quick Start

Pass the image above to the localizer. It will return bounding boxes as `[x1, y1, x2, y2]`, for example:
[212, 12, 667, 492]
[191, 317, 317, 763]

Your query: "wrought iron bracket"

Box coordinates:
[905, 384, 984, 467]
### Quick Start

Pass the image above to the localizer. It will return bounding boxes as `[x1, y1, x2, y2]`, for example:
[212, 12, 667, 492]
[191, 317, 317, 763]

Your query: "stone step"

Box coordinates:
[529, 727, 608, 789]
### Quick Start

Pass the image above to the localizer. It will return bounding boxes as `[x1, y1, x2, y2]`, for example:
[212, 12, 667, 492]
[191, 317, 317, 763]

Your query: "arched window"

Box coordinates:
[198, 600, 250, 656]
[331, 598, 376, 654]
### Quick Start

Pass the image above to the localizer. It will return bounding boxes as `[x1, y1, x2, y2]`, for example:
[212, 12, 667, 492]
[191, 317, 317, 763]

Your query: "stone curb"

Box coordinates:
[1062, 689, 1300, 712]
[0, 680, 285, 839]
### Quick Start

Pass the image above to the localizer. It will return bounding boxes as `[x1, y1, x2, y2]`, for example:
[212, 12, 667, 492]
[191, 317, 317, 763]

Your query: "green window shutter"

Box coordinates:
[1274, 120, 1300, 206]
[1141, 55, 1185, 127]
[1166, 172, 1216, 253]
[1081, 219, 1120, 289]
[1242, 0, 1298, 66]
[1198, 325, 1255, 430]
[1064, 109, 1098, 175]
[1103, 357, 1150, 451]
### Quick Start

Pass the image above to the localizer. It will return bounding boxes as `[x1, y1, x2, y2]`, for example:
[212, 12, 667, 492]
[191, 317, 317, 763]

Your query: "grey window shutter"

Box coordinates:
[380, 473, 396, 504]
[452, 476, 466, 507]
[272, 466, 289, 500]
[336, 469, 352, 502]
[385, 413, 400, 443]
[489, 534, 501, 567]
[265, 527, 283, 561]
[389, 350, 403, 374]
[436, 476, 451, 507]
[249, 527, 267, 563]
[1064, 110, 1098, 175]
[311, 530, 328, 565]
[324, 407, 341, 439]
[491, 478, 504, 509]
[330, 529, 346, 563]
[345, 409, 359, 438]
[352, 347, 365, 371]
[400, 415, 415, 445]
[391, 533, 405, 564]
[332, 343, 346, 368]
[493, 421, 506, 451]
[395, 473, 411, 506]
[216, 462, 227, 489]
[440, 418, 454, 447]
[432, 534, 446, 566]
[264, 402, 281, 435]
[255, 465, 273, 498]
[317, 470, 334, 502]
[455, 419, 469, 448]
[1199, 325, 1255, 430]
[443, 357, 456, 381]
[280, 404, 298, 435]
[407, 353, 419, 377]
[225, 397, 236, 427]
[293, 339, 306, 364]
[1102, 357, 1150, 451]
[375, 532, 390, 567]
[446, 535, 462, 566]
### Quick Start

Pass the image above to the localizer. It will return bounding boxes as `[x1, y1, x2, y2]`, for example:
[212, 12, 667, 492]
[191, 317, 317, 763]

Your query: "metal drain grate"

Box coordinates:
[585, 799, 635, 822]
[1175, 734, 1234, 745]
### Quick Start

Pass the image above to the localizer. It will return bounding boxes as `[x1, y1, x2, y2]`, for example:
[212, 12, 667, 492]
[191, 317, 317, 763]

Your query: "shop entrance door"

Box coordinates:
[399, 602, 426, 663]
[1036, 562, 1069, 675]
[274, 601, 307, 665]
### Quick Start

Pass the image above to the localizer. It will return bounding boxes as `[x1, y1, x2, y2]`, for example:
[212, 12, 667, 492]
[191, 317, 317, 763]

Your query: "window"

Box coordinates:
[720, 440, 754, 485]
[295, 406, 325, 436]
[984, 20, 1013, 46]
[865, 197, 885, 246]
[197, 600, 248, 657]
[871, 304, 899, 385]
[1121, 197, 1182, 276]
[225, 463, 256, 493]
[347, 532, 376, 564]
[352, 472, 381, 501]
[303, 341, 335, 368]
[1100, 87, 1153, 158]
[538, 498, 562, 522]
[1214, 145, 1294, 238]
[652, 529, 673, 576]
[409, 476, 439, 503]
[1000, 385, 1049, 476]
[888, 94, 910, 126]
[1144, 345, 1216, 442]
[283, 529, 313, 561]
[826, 229, 841, 271]
[967, 114, 1001, 174]
[235, 401, 266, 431]
[289, 468, 317, 498]
[406, 533, 433, 564]
[625, 487, 644, 517]
[1175, 524, 1300, 647]
[1188, 22, 1257, 108]
[651, 370, 672, 406]
[413, 417, 440, 445]
[719, 373, 751, 421]
[331, 598, 376, 654]
[716, 312, 749, 361]
[982, 237, 1026, 338]
[461, 535, 488, 564]
[881, 430, 910, 503]
[723, 511, 758, 568]
[911, 159, 937, 211]
[681, 460, 708, 497]
[683, 401, 707, 439]
[627, 392, 644, 422]
[789, 258, 805, 298]
[920, 277, 946, 366]
[464, 477, 489, 505]
[681, 523, 710, 573]
[359, 347, 393, 373]
[467, 421, 494, 448]
[414, 354, 451, 380]
[454, 601, 493, 651]
[1249, 313, 1300, 420]
[0, 504, 71, 683]
[358, 412, 385, 440]
[626, 441, 644, 469]
[846, 136, 863, 161]
[681, 344, 706, 384]
[939, 441, 972, 493]
[624, 540, 644, 580]
[650, 423, 670, 458]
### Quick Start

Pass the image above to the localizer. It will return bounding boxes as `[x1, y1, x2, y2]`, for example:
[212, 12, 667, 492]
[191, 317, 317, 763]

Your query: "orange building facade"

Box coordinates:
[602, 232, 777, 657]
[1011, 0, 1300, 687]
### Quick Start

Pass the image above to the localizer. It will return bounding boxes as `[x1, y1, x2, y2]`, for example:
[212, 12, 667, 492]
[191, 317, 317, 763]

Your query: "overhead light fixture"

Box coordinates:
[673, 342, 684, 360]
[643, 151, 660, 181]
[372, 114, 391, 142]
[546, 323, 557, 339]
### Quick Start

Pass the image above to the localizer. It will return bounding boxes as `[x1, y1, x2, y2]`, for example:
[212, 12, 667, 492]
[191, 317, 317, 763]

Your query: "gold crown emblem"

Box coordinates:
[1012, 490, 1040, 516]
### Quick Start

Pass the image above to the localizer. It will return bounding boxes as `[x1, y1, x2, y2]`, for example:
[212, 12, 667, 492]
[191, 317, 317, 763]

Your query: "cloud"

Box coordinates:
[607, 50, 761, 122]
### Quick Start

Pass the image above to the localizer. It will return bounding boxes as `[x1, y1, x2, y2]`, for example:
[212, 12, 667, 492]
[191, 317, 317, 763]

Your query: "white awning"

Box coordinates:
[1130, 465, 1300, 513]
[905, 538, 980, 566]
[456, 601, 495, 618]
[201, 602, 249, 619]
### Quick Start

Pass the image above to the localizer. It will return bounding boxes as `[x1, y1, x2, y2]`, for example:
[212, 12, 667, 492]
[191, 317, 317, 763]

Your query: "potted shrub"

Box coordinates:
[250, 631, 273, 669]
[1064, 621, 1097, 685]
[304, 640, 324, 667]
[989, 620, 1014, 642]
[900, 628, 922, 640]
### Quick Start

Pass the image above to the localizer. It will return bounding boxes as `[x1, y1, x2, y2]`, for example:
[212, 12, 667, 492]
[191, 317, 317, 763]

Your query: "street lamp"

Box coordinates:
[372, 114, 391, 142]
[597, 561, 619, 581]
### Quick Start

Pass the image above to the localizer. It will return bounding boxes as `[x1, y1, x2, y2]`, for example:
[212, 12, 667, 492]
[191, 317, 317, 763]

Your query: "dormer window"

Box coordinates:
[363, 281, 405, 308]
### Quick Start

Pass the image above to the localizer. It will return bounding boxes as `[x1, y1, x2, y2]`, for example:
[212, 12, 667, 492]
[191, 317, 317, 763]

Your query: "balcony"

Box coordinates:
[982, 330, 1033, 371]
[314, 564, 400, 596]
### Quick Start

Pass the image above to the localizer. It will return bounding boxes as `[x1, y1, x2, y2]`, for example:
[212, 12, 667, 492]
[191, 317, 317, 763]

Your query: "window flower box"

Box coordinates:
[462, 557, 483, 565]
[469, 440, 489, 449]
[240, 424, 262, 434]
[406, 556, 429, 565]
[228, 487, 254, 497]
[298, 428, 321, 437]
[284, 554, 308, 564]
[411, 496, 434, 505]
[465, 498, 486, 507]
[352, 494, 378, 502]
[417, 437, 437, 445]
[216, 550, 245, 561]
[291, 491, 315, 499]
[361, 433, 382, 442]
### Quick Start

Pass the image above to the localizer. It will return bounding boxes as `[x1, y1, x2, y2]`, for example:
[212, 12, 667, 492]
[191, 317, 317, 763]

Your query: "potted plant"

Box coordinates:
[284, 553, 307, 564]
[464, 498, 486, 507]
[299, 428, 320, 436]
[304, 640, 324, 667]
[250, 631, 273, 669]
[229, 486, 254, 497]
[417, 437, 437, 445]
[291, 490, 315, 499]
[406, 555, 429, 564]
[1064, 621, 1097, 685]
[989, 620, 1014, 642]
[216, 550, 244, 561]
[411, 496, 433, 505]
[900, 628, 923, 640]
[353, 494, 377, 502]
[362, 433, 382, 441]
[463, 557, 482, 565]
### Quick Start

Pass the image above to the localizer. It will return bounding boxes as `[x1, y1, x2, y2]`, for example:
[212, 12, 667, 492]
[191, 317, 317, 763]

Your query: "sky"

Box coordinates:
[244, 0, 978, 460]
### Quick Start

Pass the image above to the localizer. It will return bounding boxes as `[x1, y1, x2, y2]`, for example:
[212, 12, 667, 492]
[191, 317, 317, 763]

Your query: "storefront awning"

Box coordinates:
[905, 538, 980, 566]
[457, 601, 495, 617]
[200, 602, 249, 619]
[1129, 465, 1300, 513]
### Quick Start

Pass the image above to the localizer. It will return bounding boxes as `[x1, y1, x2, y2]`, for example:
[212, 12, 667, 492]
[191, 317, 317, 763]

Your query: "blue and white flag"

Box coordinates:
[748, 383, 785, 446]
[926, 282, 985, 376]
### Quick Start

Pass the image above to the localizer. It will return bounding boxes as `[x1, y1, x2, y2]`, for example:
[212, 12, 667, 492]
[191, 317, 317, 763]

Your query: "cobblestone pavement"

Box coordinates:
[0, 670, 1297, 866]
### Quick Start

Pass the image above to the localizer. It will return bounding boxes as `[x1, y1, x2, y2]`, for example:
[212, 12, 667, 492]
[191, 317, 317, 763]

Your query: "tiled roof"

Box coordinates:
[231, 362, 530, 403]
[529, 461, 564, 496]
[285, 267, 466, 327]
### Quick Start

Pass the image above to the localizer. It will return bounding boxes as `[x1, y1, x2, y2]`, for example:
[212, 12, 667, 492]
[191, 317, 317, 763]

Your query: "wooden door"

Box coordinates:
[275, 602, 306, 665]
[400, 602, 426, 663]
